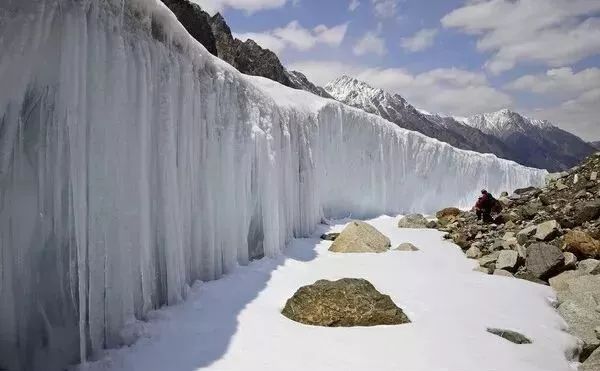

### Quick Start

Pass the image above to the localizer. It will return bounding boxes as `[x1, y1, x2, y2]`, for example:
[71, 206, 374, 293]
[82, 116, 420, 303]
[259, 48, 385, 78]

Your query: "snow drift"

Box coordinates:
[0, 0, 546, 370]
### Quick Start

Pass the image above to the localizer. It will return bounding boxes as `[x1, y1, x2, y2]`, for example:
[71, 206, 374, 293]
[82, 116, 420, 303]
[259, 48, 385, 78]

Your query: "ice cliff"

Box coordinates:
[0, 0, 547, 370]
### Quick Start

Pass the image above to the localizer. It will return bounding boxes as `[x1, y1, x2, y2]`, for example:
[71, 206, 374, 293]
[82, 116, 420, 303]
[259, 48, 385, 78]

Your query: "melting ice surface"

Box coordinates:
[0, 0, 547, 370]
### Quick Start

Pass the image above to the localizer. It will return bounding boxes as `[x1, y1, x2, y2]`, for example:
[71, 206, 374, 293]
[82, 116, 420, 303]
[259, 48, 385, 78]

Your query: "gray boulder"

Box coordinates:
[534, 220, 561, 241]
[525, 243, 565, 280]
[398, 214, 429, 228]
[479, 251, 501, 269]
[496, 250, 520, 272]
[281, 278, 410, 327]
[517, 225, 537, 245]
[564, 252, 578, 270]
[329, 221, 390, 253]
[466, 245, 483, 259]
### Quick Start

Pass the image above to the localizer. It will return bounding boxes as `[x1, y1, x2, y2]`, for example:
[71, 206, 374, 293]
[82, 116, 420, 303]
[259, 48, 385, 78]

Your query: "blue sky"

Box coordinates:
[193, 0, 600, 140]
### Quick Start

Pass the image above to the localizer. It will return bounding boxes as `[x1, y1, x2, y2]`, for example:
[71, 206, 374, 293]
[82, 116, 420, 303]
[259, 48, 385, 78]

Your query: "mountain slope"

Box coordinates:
[462, 109, 596, 171]
[325, 76, 513, 159]
[161, 0, 329, 97]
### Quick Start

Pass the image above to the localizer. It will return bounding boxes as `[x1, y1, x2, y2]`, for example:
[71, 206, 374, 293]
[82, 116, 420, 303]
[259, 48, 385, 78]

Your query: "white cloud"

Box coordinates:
[400, 28, 438, 52]
[235, 21, 348, 54]
[287, 60, 512, 116]
[506, 67, 600, 98]
[507, 67, 600, 140]
[442, 0, 600, 74]
[349, 0, 360, 11]
[353, 31, 387, 56]
[371, 0, 398, 19]
[190, 0, 286, 14]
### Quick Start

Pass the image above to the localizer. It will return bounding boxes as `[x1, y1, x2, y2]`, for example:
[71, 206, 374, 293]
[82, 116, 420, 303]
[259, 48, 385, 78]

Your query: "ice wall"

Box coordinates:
[0, 0, 547, 370]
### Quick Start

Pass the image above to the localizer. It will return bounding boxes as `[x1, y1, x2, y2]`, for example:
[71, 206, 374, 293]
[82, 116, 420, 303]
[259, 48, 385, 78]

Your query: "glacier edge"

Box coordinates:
[0, 1, 547, 370]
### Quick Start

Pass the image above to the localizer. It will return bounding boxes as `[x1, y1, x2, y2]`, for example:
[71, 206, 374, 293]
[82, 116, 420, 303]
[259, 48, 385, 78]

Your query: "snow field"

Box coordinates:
[81, 216, 580, 371]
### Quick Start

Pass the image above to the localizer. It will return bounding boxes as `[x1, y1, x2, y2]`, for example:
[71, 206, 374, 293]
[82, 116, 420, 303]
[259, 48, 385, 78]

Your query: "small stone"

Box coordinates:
[466, 245, 483, 259]
[496, 250, 519, 272]
[556, 181, 568, 191]
[517, 225, 537, 245]
[395, 243, 419, 252]
[479, 252, 500, 269]
[494, 269, 514, 277]
[486, 328, 532, 344]
[574, 174, 580, 184]
[591, 172, 598, 181]
[534, 220, 561, 241]
[473, 266, 491, 274]
[563, 252, 578, 270]
[320, 232, 340, 241]
[578, 259, 600, 274]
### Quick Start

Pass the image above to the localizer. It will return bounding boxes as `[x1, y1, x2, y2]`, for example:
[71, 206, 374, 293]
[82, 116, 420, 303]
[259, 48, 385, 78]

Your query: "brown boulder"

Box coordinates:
[563, 230, 600, 259]
[281, 278, 410, 327]
[436, 207, 461, 220]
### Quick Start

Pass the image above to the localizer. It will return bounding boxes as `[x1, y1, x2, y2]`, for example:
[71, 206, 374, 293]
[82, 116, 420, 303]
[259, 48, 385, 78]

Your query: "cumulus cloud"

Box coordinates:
[371, 0, 398, 19]
[190, 0, 287, 14]
[508, 67, 600, 140]
[349, 0, 360, 11]
[235, 21, 348, 54]
[287, 60, 512, 115]
[353, 30, 387, 56]
[442, 0, 600, 74]
[400, 28, 438, 52]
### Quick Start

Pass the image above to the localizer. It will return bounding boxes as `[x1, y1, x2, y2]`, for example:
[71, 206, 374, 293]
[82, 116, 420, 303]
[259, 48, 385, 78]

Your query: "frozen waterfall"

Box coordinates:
[0, 0, 546, 370]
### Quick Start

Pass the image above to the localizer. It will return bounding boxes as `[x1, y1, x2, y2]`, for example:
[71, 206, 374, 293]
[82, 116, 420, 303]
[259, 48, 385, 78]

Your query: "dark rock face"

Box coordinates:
[282, 278, 410, 327]
[160, 0, 328, 97]
[487, 328, 532, 344]
[161, 0, 218, 55]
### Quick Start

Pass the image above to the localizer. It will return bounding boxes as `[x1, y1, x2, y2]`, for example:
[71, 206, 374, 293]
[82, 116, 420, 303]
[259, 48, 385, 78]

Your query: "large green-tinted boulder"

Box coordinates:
[398, 214, 429, 228]
[282, 278, 410, 327]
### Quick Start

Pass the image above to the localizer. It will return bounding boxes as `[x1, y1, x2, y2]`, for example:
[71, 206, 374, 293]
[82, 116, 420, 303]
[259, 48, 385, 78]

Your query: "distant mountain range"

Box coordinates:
[161, 0, 595, 171]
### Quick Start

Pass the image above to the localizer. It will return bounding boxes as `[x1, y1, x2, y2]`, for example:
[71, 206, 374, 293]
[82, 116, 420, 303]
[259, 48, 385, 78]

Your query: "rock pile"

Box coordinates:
[431, 153, 600, 366]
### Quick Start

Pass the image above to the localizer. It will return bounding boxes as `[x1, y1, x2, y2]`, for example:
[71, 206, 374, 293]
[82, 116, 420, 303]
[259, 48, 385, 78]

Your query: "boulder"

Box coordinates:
[479, 252, 500, 269]
[486, 328, 531, 344]
[436, 207, 461, 220]
[558, 300, 600, 361]
[281, 278, 410, 327]
[576, 200, 600, 225]
[466, 245, 483, 259]
[579, 259, 600, 274]
[496, 250, 519, 272]
[425, 220, 438, 229]
[514, 186, 539, 195]
[525, 243, 565, 280]
[517, 225, 537, 245]
[534, 220, 561, 241]
[563, 230, 600, 259]
[582, 347, 600, 371]
[395, 243, 419, 252]
[398, 214, 429, 228]
[329, 221, 391, 253]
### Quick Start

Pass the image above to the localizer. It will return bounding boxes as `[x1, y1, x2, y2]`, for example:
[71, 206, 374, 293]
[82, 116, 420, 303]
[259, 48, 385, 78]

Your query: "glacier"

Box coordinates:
[0, 0, 547, 370]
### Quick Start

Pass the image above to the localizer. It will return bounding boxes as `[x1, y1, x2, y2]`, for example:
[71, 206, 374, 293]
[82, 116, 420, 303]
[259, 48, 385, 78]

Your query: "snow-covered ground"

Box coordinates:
[80, 216, 579, 371]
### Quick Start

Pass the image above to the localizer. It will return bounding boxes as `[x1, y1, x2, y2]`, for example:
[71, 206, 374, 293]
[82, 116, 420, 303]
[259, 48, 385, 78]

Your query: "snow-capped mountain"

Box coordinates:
[326, 76, 595, 171]
[461, 109, 596, 171]
[325, 76, 513, 161]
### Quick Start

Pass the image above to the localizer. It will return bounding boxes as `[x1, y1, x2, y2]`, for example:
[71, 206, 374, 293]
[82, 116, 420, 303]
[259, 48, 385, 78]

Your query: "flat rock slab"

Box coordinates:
[329, 221, 390, 253]
[525, 243, 565, 280]
[282, 278, 410, 327]
[487, 328, 532, 344]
